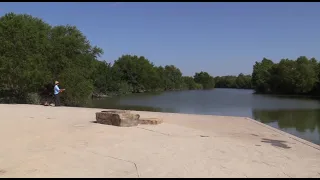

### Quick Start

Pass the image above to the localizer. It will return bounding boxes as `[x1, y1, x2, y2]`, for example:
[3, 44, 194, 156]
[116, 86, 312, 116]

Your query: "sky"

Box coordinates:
[0, 2, 319, 76]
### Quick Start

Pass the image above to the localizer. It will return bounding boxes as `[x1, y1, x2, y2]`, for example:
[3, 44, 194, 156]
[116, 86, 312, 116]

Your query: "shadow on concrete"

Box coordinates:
[261, 138, 291, 149]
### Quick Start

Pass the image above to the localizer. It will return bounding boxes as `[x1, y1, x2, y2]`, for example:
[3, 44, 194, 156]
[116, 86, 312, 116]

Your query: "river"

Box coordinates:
[90, 88, 320, 145]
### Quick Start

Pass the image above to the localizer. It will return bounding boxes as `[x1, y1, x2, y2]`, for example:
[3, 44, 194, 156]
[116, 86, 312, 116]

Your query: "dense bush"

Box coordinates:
[251, 56, 320, 96]
[215, 74, 252, 89]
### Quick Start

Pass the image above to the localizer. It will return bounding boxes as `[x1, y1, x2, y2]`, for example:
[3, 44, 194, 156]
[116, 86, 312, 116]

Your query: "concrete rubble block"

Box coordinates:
[95, 110, 140, 127]
[138, 118, 163, 125]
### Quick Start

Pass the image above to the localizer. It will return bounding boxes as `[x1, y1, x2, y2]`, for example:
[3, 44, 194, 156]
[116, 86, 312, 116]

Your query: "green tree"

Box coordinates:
[92, 60, 113, 94]
[113, 55, 160, 93]
[163, 65, 184, 90]
[235, 73, 252, 89]
[48, 25, 102, 106]
[194, 71, 215, 89]
[182, 76, 203, 90]
[154, 66, 166, 91]
[251, 58, 274, 93]
[0, 13, 52, 102]
[252, 56, 320, 96]
[294, 56, 318, 94]
[312, 59, 320, 95]
[0, 13, 103, 105]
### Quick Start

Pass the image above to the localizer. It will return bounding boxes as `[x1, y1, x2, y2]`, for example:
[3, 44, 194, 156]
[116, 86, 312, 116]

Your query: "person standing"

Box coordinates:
[54, 81, 65, 107]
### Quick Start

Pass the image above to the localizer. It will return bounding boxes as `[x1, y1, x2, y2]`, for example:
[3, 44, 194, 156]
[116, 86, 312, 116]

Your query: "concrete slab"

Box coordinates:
[0, 104, 319, 178]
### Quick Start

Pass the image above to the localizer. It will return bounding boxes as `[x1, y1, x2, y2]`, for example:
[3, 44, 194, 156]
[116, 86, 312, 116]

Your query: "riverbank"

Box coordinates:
[0, 104, 319, 178]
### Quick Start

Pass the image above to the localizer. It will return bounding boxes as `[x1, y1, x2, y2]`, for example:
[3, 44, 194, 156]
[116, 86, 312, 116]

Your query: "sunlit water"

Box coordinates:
[90, 88, 320, 145]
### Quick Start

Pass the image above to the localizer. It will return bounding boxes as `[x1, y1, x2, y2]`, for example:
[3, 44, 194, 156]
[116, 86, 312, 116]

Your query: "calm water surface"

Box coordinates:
[90, 89, 320, 145]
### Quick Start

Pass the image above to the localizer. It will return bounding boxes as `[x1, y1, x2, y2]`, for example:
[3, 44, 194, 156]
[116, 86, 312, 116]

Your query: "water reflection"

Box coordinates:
[252, 109, 320, 133]
[252, 109, 320, 144]
[90, 96, 175, 113]
[88, 89, 320, 145]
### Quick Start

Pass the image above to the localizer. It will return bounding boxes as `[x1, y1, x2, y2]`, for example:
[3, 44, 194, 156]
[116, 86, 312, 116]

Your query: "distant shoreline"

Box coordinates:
[93, 88, 320, 100]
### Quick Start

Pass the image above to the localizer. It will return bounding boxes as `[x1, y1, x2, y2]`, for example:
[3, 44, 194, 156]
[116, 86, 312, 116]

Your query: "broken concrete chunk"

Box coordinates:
[96, 111, 140, 127]
[95, 110, 163, 127]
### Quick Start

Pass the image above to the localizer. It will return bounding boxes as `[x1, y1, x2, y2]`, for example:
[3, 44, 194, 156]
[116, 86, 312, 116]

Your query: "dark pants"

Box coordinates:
[54, 94, 61, 106]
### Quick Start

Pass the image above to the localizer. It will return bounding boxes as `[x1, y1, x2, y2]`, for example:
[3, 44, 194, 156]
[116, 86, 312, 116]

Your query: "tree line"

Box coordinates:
[0, 13, 218, 106]
[214, 74, 252, 89]
[252, 57, 320, 96]
[1, 13, 319, 107]
[92, 56, 216, 96]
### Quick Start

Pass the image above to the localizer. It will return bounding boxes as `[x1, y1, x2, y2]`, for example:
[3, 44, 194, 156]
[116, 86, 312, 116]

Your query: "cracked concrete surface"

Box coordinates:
[0, 104, 319, 178]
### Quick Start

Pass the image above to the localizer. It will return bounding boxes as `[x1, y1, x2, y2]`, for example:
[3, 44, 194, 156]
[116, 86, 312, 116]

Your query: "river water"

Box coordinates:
[90, 88, 320, 145]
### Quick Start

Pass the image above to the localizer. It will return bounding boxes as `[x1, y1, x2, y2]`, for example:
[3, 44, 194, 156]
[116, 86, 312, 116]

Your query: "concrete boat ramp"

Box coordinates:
[0, 104, 319, 178]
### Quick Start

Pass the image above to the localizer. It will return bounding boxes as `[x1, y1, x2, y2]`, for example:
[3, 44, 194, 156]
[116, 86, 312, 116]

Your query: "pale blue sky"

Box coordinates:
[1, 2, 319, 76]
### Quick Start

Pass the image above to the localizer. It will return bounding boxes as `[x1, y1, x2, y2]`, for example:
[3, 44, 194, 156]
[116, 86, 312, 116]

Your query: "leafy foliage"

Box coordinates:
[215, 74, 252, 89]
[193, 71, 215, 89]
[1, 13, 319, 106]
[0, 13, 217, 105]
[251, 56, 320, 96]
[0, 13, 101, 106]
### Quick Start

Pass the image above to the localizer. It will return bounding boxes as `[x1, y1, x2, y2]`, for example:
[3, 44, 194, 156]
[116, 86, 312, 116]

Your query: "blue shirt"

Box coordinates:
[54, 85, 60, 95]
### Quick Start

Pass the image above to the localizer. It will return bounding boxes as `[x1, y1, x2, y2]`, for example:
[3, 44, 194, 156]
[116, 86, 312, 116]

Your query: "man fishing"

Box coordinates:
[54, 81, 65, 107]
